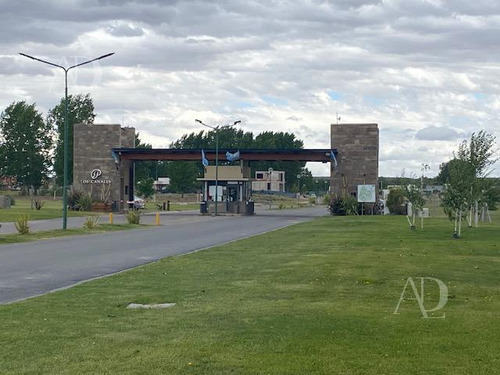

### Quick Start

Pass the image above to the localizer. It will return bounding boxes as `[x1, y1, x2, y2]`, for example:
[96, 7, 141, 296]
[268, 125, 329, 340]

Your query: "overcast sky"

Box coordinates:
[1, 0, 499, 177]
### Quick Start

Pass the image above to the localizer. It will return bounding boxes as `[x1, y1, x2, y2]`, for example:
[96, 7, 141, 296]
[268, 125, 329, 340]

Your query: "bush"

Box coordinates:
[32, 198, 44, 210]
[308, 197, 317, 205]
[77, 193, 93, 211]
[68, 188, 83, 211]
[126, 210, 141, 224]
[15, 215, 30, 235]
[83, 216, 100, 229]
[328, 197, 361, 216]
[386, 189, 406, 215]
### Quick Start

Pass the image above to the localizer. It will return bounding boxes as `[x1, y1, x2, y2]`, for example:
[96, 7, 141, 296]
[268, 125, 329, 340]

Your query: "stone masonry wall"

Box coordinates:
[330, 123, 379, 199]
[73, 123, 135, 210]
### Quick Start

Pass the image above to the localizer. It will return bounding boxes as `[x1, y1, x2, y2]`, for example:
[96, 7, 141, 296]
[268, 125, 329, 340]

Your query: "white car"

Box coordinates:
[132, 196, 145, 209]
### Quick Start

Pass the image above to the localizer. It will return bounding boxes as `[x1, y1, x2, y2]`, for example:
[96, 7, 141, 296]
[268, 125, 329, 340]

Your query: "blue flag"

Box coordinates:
[202, 149, 209, 167]
[330, 150, 338, 168]
[226, 150, 240, 162]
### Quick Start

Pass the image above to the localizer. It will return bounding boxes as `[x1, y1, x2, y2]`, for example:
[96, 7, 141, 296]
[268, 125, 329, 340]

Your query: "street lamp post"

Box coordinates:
[195, 119, 241, 216]
[20, 52, 114, 229]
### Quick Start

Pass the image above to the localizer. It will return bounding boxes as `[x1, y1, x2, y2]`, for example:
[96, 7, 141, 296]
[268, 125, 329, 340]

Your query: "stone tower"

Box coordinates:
[330, 123, 379, 199]
[73, 123, 135, 211]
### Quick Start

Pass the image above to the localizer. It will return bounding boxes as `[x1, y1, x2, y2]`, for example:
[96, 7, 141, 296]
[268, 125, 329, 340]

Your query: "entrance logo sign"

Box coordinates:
[393, 277, 448, 319]
[81, 168, 111, 184]
[90, 169, 102, 180]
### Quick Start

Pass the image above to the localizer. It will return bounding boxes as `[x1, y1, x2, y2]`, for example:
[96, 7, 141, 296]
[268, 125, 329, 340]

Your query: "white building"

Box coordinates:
[252, 170, 286, 192]
[153, 177, 170, 192]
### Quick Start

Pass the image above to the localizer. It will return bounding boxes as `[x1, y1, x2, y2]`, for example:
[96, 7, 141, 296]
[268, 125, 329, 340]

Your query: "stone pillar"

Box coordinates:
[330, 123, 379, 199]
[73, 123, 135, 211]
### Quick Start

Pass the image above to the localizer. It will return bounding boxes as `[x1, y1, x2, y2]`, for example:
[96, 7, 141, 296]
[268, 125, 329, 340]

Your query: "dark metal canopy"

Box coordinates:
[112, 148, 337, 163]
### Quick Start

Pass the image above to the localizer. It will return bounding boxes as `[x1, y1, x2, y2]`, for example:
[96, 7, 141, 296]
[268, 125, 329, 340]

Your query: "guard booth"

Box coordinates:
[197, 165, 253, 215]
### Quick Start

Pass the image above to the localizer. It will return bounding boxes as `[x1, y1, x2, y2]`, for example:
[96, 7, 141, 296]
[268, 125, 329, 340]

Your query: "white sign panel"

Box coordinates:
[357, 184, 376, 203]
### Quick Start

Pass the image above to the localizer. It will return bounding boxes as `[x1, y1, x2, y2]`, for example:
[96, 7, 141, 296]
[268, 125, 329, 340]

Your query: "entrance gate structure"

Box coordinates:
[73, 123, 378, 213]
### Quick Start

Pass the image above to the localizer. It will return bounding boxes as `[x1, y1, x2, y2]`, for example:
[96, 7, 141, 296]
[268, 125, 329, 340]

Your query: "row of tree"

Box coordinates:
[439, 131, 498, 237]
[0, 94, 95, 193]
[135, 127, 313, 194]
[1, 93, 313, 195]
[386, 131, 498, 237]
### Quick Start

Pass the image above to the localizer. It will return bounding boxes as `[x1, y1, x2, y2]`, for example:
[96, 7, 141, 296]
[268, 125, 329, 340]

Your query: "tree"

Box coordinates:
[134, 132, 159, 182]
[455, 131, 497, 227]
[167, 161, 200, 195]
[136, 177, 155, 199]
[403, 184, 425, 229]
[386, 188, 406, 215]
[0, 101, 53, 193]
[47, 93, 95, 186]
[441, 159, 476, 238]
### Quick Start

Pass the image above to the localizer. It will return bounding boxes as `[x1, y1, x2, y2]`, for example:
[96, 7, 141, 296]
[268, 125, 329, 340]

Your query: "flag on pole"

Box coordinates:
[330, 150, 338, 168]
[226, 150, 240, 162]
[201, 149, 209, 167]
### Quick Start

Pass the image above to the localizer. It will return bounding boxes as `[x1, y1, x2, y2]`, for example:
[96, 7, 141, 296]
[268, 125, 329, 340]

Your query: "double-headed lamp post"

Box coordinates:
[195, 119, 241, 216]
[19, 52, 114, 229]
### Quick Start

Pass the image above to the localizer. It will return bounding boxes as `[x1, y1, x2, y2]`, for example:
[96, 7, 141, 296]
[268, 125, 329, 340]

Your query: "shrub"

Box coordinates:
[32, 198, 44, 210]
[83, 216, 100, 229]
[328, 197, 361, 216]
[386, 189, 406, 215]
[126, 210, 141, 224]
[328, 197, 345, 215]
[68, 188, 83, 211]
[309, 197, 317, 205]
[15, 215, 30, 235]
[77, 193, 93, 211]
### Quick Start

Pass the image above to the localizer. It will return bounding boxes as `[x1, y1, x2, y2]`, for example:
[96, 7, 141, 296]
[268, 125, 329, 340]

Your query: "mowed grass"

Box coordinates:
[0, 197, 90, 222]
[0, 213, 499, 374]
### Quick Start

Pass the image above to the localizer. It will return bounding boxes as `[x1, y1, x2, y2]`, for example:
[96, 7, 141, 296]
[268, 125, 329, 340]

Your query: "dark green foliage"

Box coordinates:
[67, 188, 84, 211]
[168, 127, 306, 193]
[136, 177, 155, 199]
[47, 94, 95, 186]
[328, 196, 360, 215]
[386, 188, 406, 215]
[134, 133, 160, 182]
[0, 101, 53, 193]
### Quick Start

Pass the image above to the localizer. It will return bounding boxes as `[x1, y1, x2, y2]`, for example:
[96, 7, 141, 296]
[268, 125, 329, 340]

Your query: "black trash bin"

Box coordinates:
[111, 201, 118, 212]
[200, 201, 207, 214]
[245, 201, 254, 215]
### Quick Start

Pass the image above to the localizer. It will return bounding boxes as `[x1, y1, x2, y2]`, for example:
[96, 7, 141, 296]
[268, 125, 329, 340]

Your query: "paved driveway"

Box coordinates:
[0, 206, 327, 304]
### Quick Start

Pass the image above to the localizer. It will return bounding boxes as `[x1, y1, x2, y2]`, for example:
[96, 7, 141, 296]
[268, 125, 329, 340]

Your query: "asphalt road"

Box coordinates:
[0, 206, 327, 304]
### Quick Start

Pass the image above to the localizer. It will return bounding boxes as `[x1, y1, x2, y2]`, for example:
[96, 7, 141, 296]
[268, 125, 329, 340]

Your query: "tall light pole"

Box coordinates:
[195, 119, 241, 216]
[20, 52, 114, 229]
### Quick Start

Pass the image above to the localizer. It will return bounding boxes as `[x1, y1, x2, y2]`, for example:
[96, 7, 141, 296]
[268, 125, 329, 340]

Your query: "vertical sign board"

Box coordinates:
[357, 184, 376, 203]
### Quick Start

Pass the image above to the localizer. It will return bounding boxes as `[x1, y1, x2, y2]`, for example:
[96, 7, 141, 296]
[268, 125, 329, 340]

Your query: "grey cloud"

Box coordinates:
[107, 24, 144, 37]
[415, 126, 463, 141]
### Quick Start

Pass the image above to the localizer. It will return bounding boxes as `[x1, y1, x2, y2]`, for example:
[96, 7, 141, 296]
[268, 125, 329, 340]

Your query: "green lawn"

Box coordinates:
[0, 197, 90, 222]
[0, 213, 499, 374]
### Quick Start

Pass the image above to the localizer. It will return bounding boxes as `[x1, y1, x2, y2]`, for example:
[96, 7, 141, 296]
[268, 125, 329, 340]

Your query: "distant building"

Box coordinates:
[153, 177, 170, 192]
[252, 170, 285, 192]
